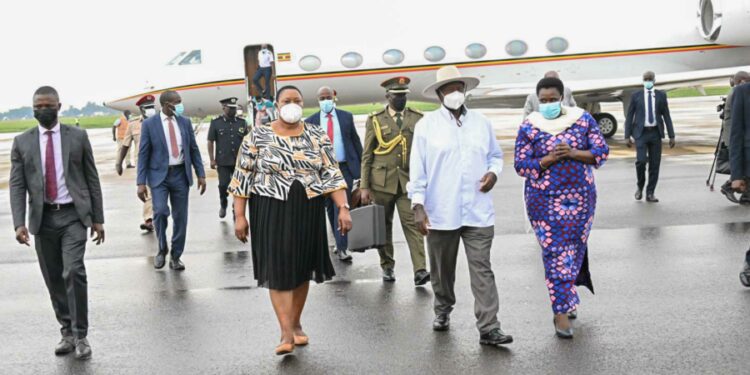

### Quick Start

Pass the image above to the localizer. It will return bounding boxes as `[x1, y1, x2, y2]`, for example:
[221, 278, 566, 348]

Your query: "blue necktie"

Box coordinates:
[647, 90, 654, 124]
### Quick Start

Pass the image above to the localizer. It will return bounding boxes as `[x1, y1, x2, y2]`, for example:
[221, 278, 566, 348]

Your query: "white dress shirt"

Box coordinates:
[643, 88, 657, 127]
[258, 49, 274, 68]
[160, 111, 184, 165]
[38, 123, 72, 204]
[408, 106, 504, 231]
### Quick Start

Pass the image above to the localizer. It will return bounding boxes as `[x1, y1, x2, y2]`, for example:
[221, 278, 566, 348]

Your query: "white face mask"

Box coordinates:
[442, 91, 465, 110]
[279, 103, 303, 124]
[144, 108, 156, 118]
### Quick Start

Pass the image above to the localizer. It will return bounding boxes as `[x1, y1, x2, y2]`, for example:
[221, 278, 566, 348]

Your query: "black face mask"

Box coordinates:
[226, 108, 237, 118]
[390, 96, 407, 112]
[34, 108, 58, 127]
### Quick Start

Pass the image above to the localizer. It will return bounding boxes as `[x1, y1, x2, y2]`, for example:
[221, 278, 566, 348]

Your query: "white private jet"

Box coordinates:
[104, 0, 750, 138]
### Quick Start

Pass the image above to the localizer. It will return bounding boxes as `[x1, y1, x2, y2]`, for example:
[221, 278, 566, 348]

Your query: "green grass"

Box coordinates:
[302, 101, 439, 117]
[0, 116, 118, 133]
[668, 86, 731, 98]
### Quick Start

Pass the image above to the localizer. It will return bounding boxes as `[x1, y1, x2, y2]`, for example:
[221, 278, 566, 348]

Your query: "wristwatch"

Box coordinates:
[338, 204, 350, 210]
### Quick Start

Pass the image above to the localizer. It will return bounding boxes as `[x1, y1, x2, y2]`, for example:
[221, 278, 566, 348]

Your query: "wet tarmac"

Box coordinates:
[2, 97, 750, 374]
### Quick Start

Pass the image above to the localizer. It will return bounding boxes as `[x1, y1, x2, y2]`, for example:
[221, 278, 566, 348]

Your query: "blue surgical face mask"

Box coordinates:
[172, 103, 185, 117]
[644, 81, 654, 90]
[319, 99, 334, 113]
[539, 101, 562, 120]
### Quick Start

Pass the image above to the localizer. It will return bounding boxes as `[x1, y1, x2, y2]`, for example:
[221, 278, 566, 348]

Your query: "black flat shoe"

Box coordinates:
[54, 336, 75, 355]
[414, 269, 430, 286]
[721, 182, 740, 204]
[336, 249, 353, 262]
[646, 194, 659, 203]
[635, 189, 643, 201]
[554, 318, 574, 339]
[479, 328, 513, 346]
[741, 262, 750, 287]
[433, 314, 450, 331]
[219, 206, 227, 219]
[154, 252, 166, 269]
[169, 258, 185, 271]
[382, 268, 396, 282]
[74, 338, 92, 360]
[568, 309, 577, 320]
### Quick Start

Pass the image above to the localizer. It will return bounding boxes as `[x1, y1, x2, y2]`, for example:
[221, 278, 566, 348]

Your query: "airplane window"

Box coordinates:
[382, 49, 404, 65]
[546, 37, 569, 54]
[179, 50, 202, 65]
[341, 52, 363, 69]
[465, 43, 487, 59]
[167, 52, 187, 66]
[505, 40, 528, 57]
[299, 55, 322, 72]
[424, 46, 446, 62]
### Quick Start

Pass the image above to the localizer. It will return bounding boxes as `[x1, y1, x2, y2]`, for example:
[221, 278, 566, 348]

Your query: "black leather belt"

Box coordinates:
[168, 164, 184, 170]
[644, 126, 658, 131]
[44, 203, 74, 211]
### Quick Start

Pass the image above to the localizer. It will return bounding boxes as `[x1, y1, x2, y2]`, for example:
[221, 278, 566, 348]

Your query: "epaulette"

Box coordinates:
[406, 107, 423, 115]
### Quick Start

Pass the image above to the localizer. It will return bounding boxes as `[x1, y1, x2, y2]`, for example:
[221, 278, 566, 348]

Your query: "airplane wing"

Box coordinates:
[467, 66, 750, 108]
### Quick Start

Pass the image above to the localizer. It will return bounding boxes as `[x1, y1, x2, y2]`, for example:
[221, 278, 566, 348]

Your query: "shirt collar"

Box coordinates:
[38, 123, 60, 134]
[439, 105, 467, 122]
[322, 109, 337, 118]
[161, 111, 175, 122]
[387, 105, 402, 118]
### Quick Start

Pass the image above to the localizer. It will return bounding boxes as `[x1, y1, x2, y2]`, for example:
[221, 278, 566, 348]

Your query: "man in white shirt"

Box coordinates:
[253, 44, 274, 99]
[409, 66, 513, 347]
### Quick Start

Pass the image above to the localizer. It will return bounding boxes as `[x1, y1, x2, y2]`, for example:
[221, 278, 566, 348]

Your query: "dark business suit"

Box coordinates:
[624, 89, 675, 194]
[9, 124, 104, 339]
[306, 109, 362, 250]
[729, 83, 750, 264]
[138, 113, 205, 259]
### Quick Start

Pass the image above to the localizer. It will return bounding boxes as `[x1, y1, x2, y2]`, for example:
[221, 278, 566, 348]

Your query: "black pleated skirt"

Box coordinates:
[249, 180, 335, 290]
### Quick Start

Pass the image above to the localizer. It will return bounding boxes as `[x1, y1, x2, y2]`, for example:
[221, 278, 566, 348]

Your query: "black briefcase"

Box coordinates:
[348, 204, 387, 252]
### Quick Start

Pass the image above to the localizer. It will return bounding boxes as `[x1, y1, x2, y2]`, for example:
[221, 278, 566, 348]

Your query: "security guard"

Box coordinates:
[360, 77, 430, 285]
[208, 97, 248, 218]
[116, 94, 156, 232]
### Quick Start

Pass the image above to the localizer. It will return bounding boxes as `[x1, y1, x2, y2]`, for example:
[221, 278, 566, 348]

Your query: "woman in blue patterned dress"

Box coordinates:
[514, 77, 609, 339]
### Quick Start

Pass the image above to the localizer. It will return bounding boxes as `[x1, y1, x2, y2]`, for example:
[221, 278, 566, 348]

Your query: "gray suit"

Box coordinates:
[722, 88, 735, 146]
[9, 124, 104, 339]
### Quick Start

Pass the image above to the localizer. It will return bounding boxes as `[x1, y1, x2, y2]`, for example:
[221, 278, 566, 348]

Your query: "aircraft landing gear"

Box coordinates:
[592, 112, 617, 138]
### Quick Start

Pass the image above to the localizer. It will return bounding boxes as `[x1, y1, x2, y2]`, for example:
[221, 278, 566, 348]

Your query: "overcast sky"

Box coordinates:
[0, 0, 236, 111]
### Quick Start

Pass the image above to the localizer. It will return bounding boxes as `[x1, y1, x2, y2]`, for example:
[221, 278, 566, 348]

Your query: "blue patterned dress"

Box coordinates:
[514, 110, 609, 314]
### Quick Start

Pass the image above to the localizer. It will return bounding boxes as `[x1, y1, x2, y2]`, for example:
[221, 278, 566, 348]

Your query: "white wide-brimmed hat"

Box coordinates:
[422, 65, 480, 98]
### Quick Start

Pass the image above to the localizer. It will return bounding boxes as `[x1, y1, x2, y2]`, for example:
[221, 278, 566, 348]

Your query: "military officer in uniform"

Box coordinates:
[116, 94, 156, 232]
[208, 97, 248, 218]
[360, 77, 430, 285]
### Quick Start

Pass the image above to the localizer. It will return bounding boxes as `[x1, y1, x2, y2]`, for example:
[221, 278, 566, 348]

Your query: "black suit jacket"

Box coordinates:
[306, 108, 363, 179]
[730, 83, 750, 180]
[10, 124, 104, 235]
[624, 89, 675, 140]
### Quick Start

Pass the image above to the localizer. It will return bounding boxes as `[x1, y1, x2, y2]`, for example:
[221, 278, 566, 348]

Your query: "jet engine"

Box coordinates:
[697, 0, 750, 45]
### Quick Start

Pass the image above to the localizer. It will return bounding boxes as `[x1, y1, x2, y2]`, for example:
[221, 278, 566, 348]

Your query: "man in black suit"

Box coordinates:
[306, 86, 363, 262]
[729, 77, 750, 287]
[624, 71, 676, 202]
[10, 86, 105, 360]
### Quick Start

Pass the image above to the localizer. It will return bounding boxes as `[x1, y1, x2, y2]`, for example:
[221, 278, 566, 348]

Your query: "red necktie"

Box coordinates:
[44, 131, 58, 202]
[326, 113, 334, 146]
[167, 118, 179, 158]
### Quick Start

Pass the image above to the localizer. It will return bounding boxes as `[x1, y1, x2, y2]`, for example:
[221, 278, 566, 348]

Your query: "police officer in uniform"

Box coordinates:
[116, 94, 156, 232]
[208, 97, 248, 218]
[360, 77, 430, 285]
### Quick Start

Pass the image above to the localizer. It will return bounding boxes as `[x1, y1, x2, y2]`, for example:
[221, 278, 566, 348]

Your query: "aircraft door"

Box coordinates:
[244, 44, 277, 126]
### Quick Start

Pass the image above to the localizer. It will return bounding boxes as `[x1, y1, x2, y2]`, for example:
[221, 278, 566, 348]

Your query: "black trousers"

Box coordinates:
[217, 165, 235, 208]
[34, 205, 88, 339]
[635, 127, 663, 194]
